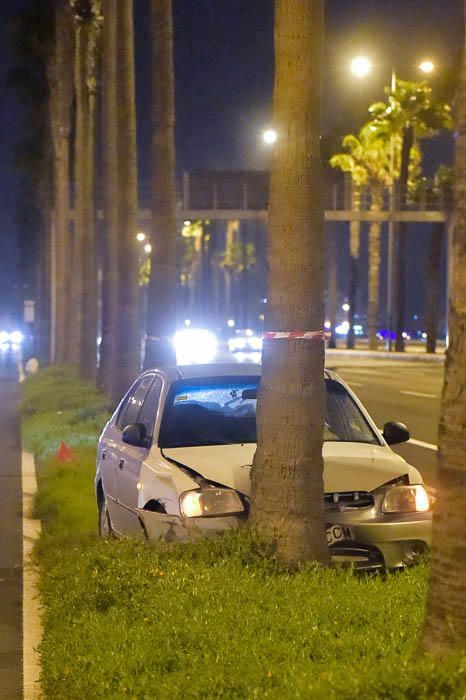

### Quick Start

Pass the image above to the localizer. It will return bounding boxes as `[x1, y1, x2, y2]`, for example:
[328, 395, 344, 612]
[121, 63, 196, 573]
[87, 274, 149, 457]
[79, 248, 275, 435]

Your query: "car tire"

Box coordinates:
[98, 489, 113, 538]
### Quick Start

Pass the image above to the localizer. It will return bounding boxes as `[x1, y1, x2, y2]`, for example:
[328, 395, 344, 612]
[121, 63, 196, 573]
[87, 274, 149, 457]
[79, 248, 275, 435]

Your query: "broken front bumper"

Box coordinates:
[138, 509, 245, 543]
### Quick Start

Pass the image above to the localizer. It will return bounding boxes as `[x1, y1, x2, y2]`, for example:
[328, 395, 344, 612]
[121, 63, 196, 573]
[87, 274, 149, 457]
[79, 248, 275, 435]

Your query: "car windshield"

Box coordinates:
[159, 376, 379, 448]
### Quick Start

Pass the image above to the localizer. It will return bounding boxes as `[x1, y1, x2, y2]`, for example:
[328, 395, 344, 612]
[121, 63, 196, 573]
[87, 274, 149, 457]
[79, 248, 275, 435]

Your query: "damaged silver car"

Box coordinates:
[95, 364, 432, 570]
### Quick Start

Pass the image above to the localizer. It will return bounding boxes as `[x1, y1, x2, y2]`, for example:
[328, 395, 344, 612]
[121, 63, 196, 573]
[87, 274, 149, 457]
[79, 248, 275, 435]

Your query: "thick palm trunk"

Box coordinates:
[48, 1, 74, 364]
[79, 2, 101, 382]
[368, 186, 382, 350]
[144, 0, 177, 369]
[347, 185, 361, 349]
[419, 14, 466, 653]
[113, 0, 140, 400]
[250, 0, 328, 568]
[394, 125, 414, 352]
[70, 15, 88, 367]
[425, 222, 444, 354]
[99, 0, 119, 394]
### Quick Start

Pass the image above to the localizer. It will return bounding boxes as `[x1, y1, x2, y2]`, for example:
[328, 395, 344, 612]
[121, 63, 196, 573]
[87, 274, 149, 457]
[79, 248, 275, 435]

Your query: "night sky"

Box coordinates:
[0, 0, 463, 323]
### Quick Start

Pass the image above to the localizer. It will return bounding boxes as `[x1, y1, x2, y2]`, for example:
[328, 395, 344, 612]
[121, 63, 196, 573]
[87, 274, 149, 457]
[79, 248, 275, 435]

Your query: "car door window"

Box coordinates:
[116, 374, 154, 430]
[138, 376, 163, 440]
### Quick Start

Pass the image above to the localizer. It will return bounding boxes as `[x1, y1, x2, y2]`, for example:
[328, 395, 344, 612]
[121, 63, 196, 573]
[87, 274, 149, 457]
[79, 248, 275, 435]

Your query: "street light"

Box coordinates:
[144, 243, 152, 254]
[263, 128, 278, 145]
[419, 60, 435, 75]
[350, 56, 373, 79]
[136, 232, 146, 242]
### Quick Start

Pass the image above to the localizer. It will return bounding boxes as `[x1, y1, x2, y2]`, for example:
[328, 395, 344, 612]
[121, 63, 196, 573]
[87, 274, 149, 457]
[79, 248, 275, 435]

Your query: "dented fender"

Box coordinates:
[137, 510, 245, 543]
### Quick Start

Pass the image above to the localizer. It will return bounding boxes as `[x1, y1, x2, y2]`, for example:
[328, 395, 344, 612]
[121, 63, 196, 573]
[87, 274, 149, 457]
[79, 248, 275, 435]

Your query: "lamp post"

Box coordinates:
[349, 57, 435, 350]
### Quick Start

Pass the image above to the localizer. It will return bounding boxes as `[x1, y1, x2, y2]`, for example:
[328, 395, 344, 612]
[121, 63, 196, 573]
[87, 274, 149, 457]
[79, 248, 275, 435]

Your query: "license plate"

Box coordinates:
[326, 524, 352, 546]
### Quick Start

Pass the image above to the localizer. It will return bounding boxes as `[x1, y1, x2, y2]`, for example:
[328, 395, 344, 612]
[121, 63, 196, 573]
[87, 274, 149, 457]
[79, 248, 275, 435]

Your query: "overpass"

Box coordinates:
[137, 170, 451, 224]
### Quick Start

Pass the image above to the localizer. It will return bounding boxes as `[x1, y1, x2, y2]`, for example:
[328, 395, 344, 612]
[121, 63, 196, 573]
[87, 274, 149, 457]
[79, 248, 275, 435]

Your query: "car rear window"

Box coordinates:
[159, 377, 379, 448]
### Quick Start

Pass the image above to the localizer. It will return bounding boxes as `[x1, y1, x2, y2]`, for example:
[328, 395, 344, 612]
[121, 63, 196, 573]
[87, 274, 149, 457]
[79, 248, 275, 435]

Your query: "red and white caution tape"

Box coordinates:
[263, 330, 327, 340]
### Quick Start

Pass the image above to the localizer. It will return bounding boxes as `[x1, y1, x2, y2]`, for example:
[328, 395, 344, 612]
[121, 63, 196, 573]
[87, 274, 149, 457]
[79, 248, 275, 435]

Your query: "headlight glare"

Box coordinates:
[382, 484, 430, 514]
[180, 488, 244, 518]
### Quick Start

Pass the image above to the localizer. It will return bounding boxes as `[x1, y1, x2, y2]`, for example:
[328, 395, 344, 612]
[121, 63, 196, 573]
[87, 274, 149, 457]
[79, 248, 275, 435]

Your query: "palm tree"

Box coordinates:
[330, 125, 392, 350]
[419, 6, 466, 654]
[144, 0, 177, 369]
[69, 0, 102, 380]
[250, 0, 328, 567]
[370, 80, 451, 351]
[47, 0, 74, 364]
[99, 0, 119, 395]
[113, 0, 140, 400]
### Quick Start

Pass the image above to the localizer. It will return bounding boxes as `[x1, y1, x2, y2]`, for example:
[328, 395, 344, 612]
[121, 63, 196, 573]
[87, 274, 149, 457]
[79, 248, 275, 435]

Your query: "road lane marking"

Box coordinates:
[22, 450, 42, 700]
[409, 438, 438, 451]
[401, 390, 438, 399]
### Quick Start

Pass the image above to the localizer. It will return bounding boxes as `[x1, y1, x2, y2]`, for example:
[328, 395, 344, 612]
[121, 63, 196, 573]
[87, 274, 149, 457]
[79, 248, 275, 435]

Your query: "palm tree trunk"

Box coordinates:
[144, 0, 177, 369]
[419, 12, 466, 653]
[250, 0, 328, 568]
[99, 0, 119, 395]
[368, 186, 382, 350]
[79, 3, 101, 382]
[48, 1, 74, 364]
[425, 222, 444, 354]
[70, 12, 88, 367]
[394, 125, 414, 352]
[347, 184, 361, 349]
[113, 0, 140, 400]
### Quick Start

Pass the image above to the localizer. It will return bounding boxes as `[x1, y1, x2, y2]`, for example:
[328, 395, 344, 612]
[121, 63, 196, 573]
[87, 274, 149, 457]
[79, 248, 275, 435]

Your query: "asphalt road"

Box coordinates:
[0, 351, 22, 698]
[323, 358, 442, 487]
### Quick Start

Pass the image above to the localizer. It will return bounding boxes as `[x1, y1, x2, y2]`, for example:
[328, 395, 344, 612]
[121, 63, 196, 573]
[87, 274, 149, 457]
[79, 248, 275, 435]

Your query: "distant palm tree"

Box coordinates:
[250, 0, 328, 567]
[330, 125, 391, 350]
[419, 3, 466, 653]
[369, 80, 451, 351]
[144, 0, 177, 369]
[47, 0, 74, 363]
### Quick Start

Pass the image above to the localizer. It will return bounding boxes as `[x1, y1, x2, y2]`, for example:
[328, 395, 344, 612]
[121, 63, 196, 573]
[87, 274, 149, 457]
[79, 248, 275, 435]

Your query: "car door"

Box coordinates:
[111, 373, 155, 534]
[116, 374, 164, 534]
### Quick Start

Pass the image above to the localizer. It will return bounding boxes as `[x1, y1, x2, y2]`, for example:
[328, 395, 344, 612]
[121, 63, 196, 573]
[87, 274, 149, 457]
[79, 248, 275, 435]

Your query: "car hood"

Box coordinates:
[162, 442, 422, 495]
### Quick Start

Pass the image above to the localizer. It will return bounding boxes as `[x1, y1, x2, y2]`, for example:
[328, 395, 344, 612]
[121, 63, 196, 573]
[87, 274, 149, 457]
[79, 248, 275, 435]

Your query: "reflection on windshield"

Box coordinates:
[159, 377, 379, 448]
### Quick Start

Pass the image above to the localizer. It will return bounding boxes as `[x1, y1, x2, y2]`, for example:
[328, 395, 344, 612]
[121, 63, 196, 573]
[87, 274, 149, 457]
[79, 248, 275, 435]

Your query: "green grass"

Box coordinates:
[22, 367, 466, 700]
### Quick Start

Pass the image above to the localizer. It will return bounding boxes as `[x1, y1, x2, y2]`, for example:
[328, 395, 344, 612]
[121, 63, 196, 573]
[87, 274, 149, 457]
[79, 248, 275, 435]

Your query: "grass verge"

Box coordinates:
[22, 367, 466, 699]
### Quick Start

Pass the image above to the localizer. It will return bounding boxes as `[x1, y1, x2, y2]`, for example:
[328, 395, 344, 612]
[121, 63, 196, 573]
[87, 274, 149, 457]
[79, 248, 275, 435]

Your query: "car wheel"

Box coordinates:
[98, 490, 113, 537]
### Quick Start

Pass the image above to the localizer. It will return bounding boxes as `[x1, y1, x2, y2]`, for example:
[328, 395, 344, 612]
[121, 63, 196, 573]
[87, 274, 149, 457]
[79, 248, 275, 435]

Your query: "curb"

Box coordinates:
[22, 450, 42, 700]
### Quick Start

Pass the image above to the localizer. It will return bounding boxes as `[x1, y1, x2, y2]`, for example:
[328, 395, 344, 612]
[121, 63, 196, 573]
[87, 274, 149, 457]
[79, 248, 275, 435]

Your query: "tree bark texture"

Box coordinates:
[394, 125, 414, 352]
[368, 186, 382, 350]
[144, 0, 177, 369]
[419, 10, 466, 655]
[79, 2, 101, 382]
[113, 0, 140, 400]
[347, 184, 361, 350]
[250, 0, 328, 568]
[48, 0, 74, 364]
[425, 223, 444, 354]
[99, 0, 119, 395]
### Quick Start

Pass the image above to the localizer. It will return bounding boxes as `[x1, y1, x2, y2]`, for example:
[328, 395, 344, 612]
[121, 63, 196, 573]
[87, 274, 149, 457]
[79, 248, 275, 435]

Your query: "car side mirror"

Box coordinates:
[382, 421, 410, 446]
[122, 422, 148, 447]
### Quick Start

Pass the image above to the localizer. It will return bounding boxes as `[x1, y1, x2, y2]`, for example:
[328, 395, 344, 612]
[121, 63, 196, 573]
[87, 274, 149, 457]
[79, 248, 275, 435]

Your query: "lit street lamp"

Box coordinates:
[136, 232, 146, 242]
[350, 56, 373, 79]
[262, 128, 278, 145]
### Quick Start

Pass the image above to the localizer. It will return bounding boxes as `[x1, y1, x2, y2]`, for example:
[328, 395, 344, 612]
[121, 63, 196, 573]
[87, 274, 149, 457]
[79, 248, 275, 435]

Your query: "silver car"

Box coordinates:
[95, 364, 432, 570]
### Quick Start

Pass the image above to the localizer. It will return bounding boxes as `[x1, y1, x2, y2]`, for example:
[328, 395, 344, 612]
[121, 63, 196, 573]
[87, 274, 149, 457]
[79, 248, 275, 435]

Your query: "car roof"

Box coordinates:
[145, 363, 337, 382]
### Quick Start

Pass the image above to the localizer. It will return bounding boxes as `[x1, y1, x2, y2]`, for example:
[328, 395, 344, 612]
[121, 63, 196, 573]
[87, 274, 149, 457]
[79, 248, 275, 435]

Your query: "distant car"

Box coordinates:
[95, 364, 432, 570]
[227, 329, 263, 353]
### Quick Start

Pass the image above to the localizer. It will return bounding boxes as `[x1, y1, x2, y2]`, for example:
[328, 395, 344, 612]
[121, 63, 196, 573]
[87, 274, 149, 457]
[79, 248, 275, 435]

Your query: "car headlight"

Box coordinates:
[382, 484, 430, 514]
[180, 488, 245, 518]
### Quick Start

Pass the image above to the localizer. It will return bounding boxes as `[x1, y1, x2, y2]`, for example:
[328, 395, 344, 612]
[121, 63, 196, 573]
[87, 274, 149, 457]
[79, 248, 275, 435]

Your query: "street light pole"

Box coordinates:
[386, 67, 397, 351]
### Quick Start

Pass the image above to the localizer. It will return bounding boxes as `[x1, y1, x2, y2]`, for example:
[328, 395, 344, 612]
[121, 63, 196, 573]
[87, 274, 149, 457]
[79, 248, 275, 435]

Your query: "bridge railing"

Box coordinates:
[173, 171, 453, 214]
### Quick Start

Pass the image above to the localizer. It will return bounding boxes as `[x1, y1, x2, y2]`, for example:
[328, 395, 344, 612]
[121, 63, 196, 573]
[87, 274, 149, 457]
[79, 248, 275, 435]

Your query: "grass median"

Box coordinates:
[22, 367, 466, 699]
